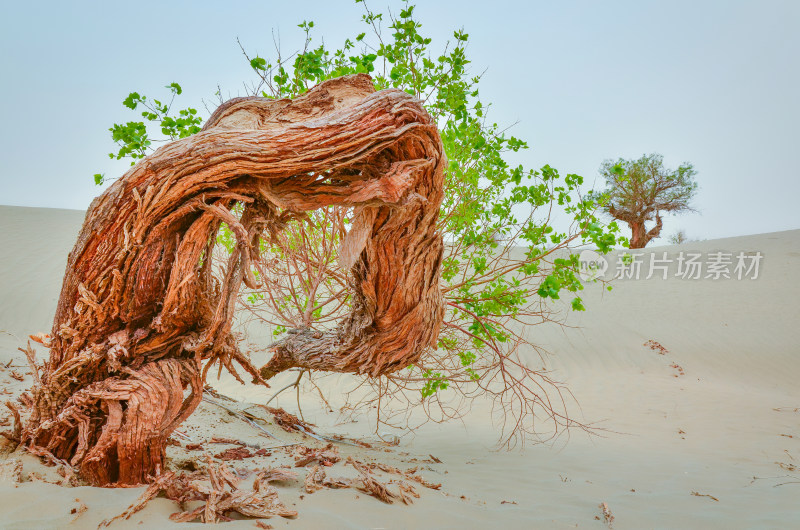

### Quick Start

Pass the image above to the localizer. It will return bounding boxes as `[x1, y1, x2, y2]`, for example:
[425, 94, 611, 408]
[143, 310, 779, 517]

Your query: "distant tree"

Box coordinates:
[595, 154, 697, 248]
[669, 229, 688, 245]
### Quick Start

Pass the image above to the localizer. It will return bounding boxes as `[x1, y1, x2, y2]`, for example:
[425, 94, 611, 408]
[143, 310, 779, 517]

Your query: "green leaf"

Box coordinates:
[250, 57, 267, 70]
[122, 92, 142, 110]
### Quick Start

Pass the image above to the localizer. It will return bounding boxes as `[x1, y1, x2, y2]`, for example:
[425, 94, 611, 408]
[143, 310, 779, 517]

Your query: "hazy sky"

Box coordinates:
[1, 0, 798, 241]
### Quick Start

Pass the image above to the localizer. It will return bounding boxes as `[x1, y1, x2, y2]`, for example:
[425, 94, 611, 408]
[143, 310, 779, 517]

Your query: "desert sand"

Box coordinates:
[0, 204, 798, 529]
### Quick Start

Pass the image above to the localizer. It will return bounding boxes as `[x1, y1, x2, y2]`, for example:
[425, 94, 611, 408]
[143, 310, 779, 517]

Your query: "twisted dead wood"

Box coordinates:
[22, 74, 445, 486]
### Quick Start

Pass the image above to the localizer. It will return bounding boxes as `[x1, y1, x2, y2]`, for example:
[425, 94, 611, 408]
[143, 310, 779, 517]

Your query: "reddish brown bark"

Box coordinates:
[629, 220, 645, 249]
[21, 74, 445, 486]
[609, 202, 665, 249]
[627, 214, 662, 249]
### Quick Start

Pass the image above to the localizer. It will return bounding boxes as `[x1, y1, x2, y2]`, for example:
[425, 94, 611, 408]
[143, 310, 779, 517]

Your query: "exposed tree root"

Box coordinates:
[396, 481, 420, 505]
[303, 465, 326, 493]
[170, 462, 298, 523]
[344, 456, 434, 504]
[358, 460, 442, 490]
[100, 460, 298, 526]
[348, 457, 398, 504]
[303, 464, 353, 494]
[261, 406, 315, 434]
[20, 73, 445, 486]
[99, 472, 179, 527]
[293, 443, 340, 467]
[258, 467, 298, 484]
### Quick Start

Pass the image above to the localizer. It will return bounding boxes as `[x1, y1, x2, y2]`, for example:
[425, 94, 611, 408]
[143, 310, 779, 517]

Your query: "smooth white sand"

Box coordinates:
[0, 205, 798, 529]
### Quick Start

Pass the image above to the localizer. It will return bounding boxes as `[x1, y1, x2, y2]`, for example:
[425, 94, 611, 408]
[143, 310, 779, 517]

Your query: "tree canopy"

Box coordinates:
[595, 153, 697, 249]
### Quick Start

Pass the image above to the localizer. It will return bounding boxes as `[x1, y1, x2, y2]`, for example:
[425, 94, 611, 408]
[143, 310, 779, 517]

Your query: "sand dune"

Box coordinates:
[0, 205, 798, 529]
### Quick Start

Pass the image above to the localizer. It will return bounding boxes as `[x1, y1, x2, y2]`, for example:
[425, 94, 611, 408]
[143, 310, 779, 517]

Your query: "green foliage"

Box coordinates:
[98, 83, 202, 175]
[570, 297, 585, 311]
[595, 153, 698, 220]
[108, 121, 150, 163]
[421, 369, 449, 398]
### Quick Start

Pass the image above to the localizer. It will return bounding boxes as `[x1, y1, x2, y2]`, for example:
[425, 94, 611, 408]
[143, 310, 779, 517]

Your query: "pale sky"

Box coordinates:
[1, 0, 798, 241]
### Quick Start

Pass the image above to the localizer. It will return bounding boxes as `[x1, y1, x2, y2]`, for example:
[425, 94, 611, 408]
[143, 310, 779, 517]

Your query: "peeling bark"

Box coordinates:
[23, 74, 445, 486]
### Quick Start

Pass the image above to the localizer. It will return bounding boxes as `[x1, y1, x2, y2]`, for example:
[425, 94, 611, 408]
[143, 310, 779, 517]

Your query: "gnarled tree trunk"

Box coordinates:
[22, 74, 445, 486]
[628, 214, 662, 249]
[609, 205, 663, 249]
